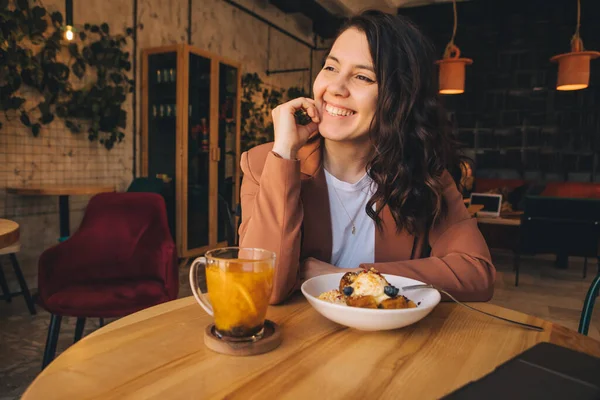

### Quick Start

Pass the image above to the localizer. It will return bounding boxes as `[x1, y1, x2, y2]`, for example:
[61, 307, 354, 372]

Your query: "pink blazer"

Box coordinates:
[239, 135, 495, 304]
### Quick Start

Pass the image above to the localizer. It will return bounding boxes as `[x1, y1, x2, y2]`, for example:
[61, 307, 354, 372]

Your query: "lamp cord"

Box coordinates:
[444, 0, 460, 58]
[571, 0, 584, 52]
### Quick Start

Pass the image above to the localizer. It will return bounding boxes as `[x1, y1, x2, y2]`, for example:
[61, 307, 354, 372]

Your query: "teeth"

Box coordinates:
[325, 104, 355, 117]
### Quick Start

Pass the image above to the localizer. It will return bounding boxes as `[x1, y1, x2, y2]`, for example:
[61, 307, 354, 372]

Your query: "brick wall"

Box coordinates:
[1, 0, 323, 290]
[399, 0, 600, 182]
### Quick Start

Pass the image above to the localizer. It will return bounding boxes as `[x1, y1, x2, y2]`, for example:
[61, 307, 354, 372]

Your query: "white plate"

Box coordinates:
[301, 273, 441, 331]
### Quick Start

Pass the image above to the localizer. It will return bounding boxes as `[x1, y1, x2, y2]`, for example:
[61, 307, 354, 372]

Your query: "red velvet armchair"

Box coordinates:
[38, 192, 178, 369]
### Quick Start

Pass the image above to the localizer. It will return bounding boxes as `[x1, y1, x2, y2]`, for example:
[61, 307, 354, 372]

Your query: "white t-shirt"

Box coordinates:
[324, 168, 376, 269]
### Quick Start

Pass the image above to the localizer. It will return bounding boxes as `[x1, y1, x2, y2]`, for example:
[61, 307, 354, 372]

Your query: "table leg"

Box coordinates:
[59, 195, 70, 240]
[555, 253, 568, 269]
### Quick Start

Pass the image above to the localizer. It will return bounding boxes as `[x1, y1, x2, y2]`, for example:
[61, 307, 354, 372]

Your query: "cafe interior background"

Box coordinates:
[1, 0, 600, 397]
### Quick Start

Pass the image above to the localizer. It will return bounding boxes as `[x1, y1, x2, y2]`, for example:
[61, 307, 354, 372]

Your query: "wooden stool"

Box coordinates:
[0, 241, 36, 315]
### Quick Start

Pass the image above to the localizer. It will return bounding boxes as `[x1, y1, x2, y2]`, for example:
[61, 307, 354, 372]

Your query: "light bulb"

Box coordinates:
[65, 26, 74, 41]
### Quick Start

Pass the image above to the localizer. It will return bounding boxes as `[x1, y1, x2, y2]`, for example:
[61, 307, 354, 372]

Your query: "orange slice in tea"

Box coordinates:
[231, 281, 258, 316]
[219, 273, 257, 316]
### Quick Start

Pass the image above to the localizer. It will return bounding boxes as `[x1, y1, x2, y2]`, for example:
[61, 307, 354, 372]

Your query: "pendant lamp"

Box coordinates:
[435, 0, 472, 94]
[550, 0, 599, 91]
[62, 0, 76, 41]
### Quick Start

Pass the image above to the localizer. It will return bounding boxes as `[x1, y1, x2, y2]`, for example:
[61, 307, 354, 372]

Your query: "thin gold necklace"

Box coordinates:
[330, 184, 357, 235]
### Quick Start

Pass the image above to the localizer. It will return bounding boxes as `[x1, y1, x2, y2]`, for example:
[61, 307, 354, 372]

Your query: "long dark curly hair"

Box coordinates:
[330, 10, 463, 237]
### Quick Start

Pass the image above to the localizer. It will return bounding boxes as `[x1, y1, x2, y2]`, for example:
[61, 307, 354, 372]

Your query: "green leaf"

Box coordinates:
[50, 11, 63, 25]
[90, 25, 99, 33]
[39, 101, 50, 115]
[79, 31, 86, 41]
[20, 112, 31, 127]
[49, 62, 70, 81]
[118, 110, 126, 129]
[65, 120, 81, 133]
[16, 0, 28, 10]
[82, 47, 93, 62]
[101, 23, 109, 34]
[55, 106, 68, 118]
[32, 6, 45, 19]
[10, 97, 25, 110]
[68, 43, 79, 58]
[40, 113, 54, 124]
[31, 123, 41, 137]
[10, 74, 22, 92]
[110, 72, 122, 84]
[71, 60, 85, 79]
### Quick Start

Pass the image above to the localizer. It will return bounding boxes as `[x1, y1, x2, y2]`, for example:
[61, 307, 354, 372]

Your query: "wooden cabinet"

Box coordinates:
[141, 44, 241, 258]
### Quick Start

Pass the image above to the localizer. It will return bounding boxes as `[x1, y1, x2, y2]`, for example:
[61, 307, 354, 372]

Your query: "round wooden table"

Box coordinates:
[0, 219, 19, 249]
[22, 296, 600, 400]
[6, 185, 114, 239]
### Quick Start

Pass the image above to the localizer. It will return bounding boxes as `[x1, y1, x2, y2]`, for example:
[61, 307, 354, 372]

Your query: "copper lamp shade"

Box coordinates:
[550, 51, 600, 91]
[436, 57, 473, 94]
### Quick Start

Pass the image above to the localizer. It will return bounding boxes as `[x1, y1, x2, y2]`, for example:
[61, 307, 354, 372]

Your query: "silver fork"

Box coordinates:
[401, 284, 544, 332]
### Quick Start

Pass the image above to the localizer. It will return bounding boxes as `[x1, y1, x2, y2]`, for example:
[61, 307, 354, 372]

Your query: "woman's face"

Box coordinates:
[313, 28, 378, 144]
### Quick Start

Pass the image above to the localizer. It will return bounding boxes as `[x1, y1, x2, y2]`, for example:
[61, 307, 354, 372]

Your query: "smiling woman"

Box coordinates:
[238, 10, 495, 305]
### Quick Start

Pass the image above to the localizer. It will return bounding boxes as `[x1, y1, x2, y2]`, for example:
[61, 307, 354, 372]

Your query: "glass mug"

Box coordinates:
[189, 247, 275, 342]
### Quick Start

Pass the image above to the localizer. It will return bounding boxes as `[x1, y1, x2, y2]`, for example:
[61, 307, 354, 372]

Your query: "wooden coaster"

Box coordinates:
[204, 320, 282, 356]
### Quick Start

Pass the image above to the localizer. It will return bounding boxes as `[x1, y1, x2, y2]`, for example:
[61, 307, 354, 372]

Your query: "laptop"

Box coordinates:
[469, 193, 502, 217]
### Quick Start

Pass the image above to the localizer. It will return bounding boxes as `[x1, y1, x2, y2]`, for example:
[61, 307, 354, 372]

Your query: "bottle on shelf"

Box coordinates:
[200, 118, 209, 153]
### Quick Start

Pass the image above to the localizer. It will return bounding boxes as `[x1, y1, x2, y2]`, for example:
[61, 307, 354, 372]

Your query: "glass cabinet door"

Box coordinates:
[186, 53, 212, 250]
[147, 52, 177, 236]
[217, 63, 239, 243]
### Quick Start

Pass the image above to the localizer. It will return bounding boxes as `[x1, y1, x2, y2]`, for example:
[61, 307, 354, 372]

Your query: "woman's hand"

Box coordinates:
[271, 97, 320, 160]
[299, 257, 362, 282]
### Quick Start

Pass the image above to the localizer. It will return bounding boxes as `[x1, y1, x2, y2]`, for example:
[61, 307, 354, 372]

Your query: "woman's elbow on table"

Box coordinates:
[465, 257, 496, 302]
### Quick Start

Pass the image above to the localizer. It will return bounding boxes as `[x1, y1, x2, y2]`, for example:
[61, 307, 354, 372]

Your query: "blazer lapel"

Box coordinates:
[298, 136, 333, 262]
[375, 204, 416, 262]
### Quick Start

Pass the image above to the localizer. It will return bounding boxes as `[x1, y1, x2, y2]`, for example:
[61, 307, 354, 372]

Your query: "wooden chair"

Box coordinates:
[0, 241, 36, 315]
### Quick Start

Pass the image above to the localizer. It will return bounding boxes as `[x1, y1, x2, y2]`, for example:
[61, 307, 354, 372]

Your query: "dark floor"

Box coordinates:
[0, 251, 598, 400]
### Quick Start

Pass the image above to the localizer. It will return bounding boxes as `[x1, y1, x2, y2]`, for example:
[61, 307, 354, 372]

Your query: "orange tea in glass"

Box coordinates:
[189, 247, 275, 342]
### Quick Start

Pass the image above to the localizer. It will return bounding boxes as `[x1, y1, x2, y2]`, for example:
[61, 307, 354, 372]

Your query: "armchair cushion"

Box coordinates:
[40, 279, 169, 318]
[37, 192, 178, 317]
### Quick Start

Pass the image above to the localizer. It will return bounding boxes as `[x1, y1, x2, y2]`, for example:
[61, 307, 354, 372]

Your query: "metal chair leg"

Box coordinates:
[514, 253, 520, 287]
[0, 261, 11, 303]
[578, 276, 600, 336]
[9, 254, 36, 315]
[74, 317, 86, 343]
[42, 314, 62, 370]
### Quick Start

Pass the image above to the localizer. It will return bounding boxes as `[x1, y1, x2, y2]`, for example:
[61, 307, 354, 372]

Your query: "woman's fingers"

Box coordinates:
[282, 97, 319, 123]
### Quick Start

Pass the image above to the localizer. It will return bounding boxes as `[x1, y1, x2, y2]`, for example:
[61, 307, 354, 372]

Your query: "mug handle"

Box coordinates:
[189, 257, 213, 316]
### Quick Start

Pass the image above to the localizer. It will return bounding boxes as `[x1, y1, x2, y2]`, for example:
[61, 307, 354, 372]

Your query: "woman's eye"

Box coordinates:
[323, 66, 336, 72]
[357, 75, 374, 83]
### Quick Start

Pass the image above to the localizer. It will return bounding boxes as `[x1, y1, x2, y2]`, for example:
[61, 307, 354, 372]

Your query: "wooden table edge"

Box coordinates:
[21, 297, 600, 400]
[0, 219, 19, 249]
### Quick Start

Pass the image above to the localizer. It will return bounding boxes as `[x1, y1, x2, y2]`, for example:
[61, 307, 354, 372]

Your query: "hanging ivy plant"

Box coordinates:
[0, 0, 133, 149]
[241, 72, 309, 152]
